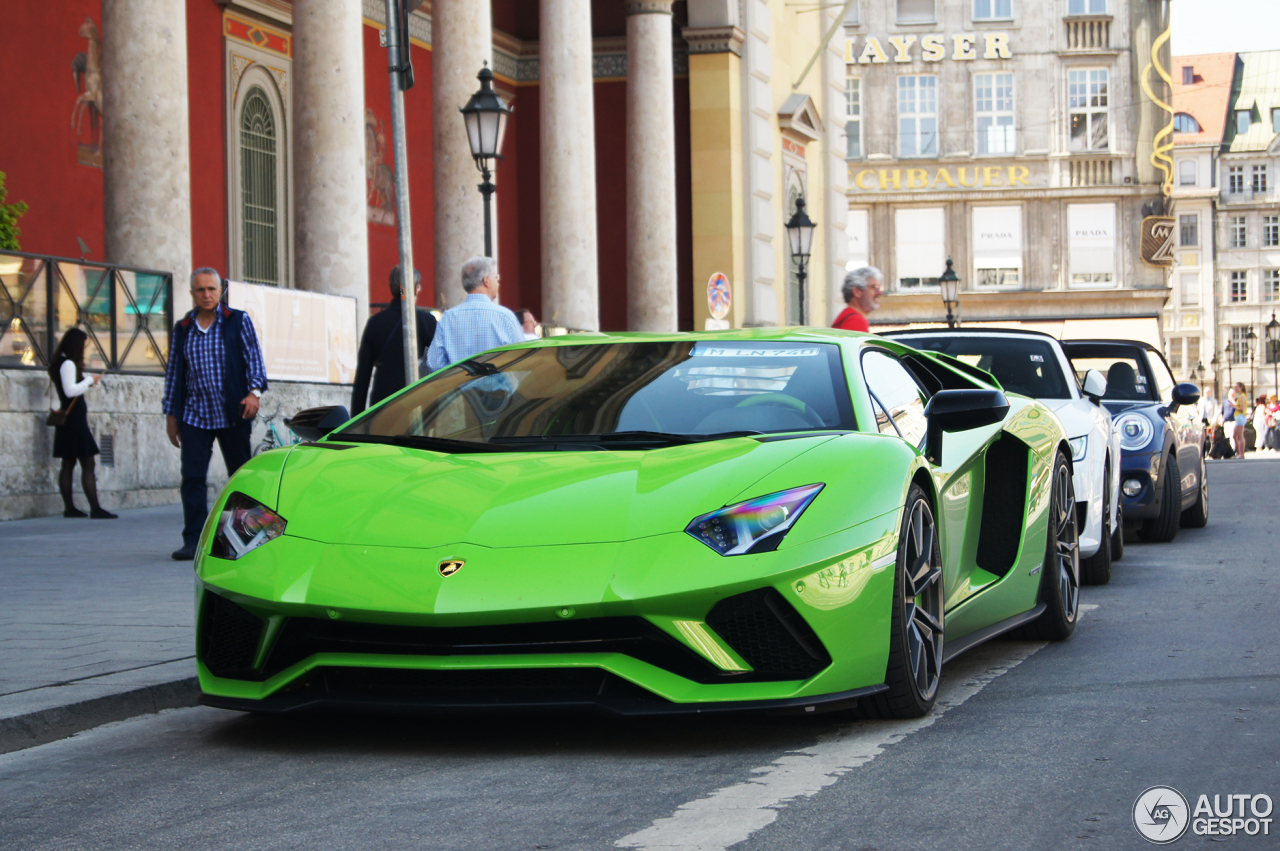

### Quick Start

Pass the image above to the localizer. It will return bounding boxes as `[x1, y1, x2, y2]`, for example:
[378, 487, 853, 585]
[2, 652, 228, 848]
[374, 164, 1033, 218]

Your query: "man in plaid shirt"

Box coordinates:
[162, 268, 267, 560]
[424, 256, 524, 373]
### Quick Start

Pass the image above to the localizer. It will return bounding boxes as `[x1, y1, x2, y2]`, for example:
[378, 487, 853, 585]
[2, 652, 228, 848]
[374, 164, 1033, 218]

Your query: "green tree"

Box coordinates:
[0, 171, 29, 251]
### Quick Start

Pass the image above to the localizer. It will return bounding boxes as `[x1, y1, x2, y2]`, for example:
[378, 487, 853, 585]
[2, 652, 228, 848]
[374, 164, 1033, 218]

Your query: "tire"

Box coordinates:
[1022, 452, 1080, 641]
[1080, 459, 1112, 585]
[862, 484, 945, 720]
[1180, 452, 1209, 529]
[1137, 452, 1181, 543]
[1111, 504, 1124, 562]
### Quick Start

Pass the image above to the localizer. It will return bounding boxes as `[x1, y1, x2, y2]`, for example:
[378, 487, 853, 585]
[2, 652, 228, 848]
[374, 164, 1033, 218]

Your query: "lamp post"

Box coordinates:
[939, 259, 960, 329]
[784, 197, 816, 326]
[1247, 327, 1258, 400]
[459, 63, 512, 258]
[1267, 312, 1280, 395]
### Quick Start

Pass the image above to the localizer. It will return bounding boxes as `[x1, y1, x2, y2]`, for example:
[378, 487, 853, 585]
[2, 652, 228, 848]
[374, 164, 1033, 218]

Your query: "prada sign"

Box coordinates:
[844, 33, 1013, 64]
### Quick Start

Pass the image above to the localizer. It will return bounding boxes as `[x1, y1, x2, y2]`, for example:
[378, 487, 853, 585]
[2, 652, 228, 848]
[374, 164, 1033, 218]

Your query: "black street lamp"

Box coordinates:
[785, 197, 816, 326]
[460, 63, 512, 258]
[1247, 327, 1259, 399]
[939, 259, 960, 329]
[1268, 312, 1280, 394]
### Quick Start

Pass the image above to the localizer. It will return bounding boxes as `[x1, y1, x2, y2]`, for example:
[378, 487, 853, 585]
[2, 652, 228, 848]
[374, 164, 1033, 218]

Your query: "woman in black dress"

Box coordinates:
[49, 328, 116, 519]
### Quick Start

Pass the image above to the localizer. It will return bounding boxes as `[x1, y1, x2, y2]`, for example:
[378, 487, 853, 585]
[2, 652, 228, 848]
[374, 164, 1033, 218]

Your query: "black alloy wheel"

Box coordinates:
[863, 483, 945, 719]
[1024, 451, 1080, 641]
[1180, 452, 1209, 529]
[1138, 452, 1181, 543]
[1080, 456, 1112, 585]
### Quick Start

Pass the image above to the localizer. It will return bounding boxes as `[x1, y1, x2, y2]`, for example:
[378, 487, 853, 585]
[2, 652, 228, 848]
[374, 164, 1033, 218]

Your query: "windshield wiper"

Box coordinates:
[489, 430, 764, 446]
[337, 432, 531, 454]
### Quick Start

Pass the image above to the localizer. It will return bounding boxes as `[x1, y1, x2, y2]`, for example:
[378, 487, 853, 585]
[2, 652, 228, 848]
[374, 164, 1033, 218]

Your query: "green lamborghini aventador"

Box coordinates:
[195, 329, 1079, 719]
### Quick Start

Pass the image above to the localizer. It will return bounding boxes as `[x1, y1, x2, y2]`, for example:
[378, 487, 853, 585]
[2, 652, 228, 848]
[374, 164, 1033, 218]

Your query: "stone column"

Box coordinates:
[293, 0, 369, 322]
[625, 2, 678, 332]
[541, 0, 599, 331]
[101, 0, 193, 315]
[433, 0, 493, 307]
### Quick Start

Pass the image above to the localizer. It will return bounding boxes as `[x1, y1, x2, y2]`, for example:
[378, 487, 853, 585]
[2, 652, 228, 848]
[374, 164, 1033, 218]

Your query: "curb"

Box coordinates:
[0, 677, 200, 756]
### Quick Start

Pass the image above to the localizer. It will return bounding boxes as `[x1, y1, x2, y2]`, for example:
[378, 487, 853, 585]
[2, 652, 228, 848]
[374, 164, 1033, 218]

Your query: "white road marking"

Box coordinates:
[616, 627, 1078, 851]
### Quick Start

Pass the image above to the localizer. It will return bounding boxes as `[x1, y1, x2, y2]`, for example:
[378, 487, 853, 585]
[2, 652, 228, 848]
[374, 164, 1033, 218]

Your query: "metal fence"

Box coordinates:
[0, 251, 172, 375]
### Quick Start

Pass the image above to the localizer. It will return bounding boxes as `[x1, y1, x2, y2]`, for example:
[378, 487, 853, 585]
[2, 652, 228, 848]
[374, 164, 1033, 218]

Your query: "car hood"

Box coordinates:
[275, 435, 840, 548]
[1045, 398, 1101, 439]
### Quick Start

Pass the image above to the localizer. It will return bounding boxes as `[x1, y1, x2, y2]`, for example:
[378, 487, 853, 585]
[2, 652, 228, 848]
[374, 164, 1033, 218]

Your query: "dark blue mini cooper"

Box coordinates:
[1063, 340, 1207, 542]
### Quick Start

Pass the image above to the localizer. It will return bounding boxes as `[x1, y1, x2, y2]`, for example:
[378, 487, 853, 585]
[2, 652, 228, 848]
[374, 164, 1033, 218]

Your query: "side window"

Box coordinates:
[863, 349, 929, 446]
[1146, 351, 1176, 402]
[870, 393, 898, 437]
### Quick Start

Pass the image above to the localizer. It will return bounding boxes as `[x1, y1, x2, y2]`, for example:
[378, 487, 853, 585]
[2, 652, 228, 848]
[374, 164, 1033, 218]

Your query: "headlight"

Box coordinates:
[211, 492, 287, 559]
[1068, 435, 1088, 461]
[686, 484, 823, 556]
[1115, 414, 1155, 451]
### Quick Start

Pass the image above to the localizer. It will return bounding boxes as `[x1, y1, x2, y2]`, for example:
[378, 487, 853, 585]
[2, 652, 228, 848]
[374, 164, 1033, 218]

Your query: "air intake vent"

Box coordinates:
[201, 593, 264, 679]
[99, 434, 114, 467]
[706, 588, 830, 679]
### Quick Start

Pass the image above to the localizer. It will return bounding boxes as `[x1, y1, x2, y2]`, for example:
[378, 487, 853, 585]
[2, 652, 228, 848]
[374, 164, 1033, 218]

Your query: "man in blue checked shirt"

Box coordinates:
[162, 268, 268, 560]
[423, 256, 524, 373]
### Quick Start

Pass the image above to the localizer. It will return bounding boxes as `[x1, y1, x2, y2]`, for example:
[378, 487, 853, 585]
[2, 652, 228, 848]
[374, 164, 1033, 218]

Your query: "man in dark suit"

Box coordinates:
[351, 266, 437, 415]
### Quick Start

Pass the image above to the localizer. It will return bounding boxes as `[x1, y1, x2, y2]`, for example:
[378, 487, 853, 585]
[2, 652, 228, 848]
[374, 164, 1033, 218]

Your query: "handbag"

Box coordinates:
[46, 383, 79, 428]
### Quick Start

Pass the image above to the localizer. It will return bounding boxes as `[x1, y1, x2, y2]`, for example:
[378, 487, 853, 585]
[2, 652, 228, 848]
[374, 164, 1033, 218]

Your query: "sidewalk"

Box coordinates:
[0, 505, 198, 753]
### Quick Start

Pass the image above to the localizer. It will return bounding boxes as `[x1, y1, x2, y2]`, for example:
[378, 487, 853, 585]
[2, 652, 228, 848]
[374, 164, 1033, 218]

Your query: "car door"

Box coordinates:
[861, 347, 984, 609]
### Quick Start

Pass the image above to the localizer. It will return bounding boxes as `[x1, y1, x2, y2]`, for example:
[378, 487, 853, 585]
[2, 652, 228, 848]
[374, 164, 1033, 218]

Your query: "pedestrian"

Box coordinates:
[1227, 382, 1248, 458]
[424, 256, 524, 372]
[162, 268, 268, 560]
[47, 328, 116, 519]
[1253, 395, 1270, 453]
[351, 265, 437, 415]
[832, 266, 883, 333]
[513, 307, 541, 341]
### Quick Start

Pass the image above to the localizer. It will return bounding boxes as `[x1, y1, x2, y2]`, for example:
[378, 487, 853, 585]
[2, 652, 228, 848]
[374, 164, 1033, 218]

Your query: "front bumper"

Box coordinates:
[195, 512, 901, 714]
[1117, 450, 1161, 521]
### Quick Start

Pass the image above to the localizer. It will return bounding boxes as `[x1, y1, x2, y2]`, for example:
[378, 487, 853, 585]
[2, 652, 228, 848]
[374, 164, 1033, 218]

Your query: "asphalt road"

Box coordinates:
[2, 460, 1277, 851]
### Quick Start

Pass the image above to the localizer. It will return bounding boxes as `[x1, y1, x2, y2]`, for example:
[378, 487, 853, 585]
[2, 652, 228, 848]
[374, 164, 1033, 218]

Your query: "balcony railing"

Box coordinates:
[0, 250, 172, 375]
[1068, 157, 1117, 186]
[1065, 15, 1112, 51]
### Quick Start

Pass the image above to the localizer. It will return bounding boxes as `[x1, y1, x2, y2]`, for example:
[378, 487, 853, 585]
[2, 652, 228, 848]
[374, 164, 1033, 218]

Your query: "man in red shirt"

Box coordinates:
[832, 266, 883, 333]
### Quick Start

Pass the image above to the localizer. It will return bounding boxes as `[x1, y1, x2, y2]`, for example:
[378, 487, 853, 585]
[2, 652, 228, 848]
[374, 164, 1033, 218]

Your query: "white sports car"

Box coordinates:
[885, 329, 1122, 584]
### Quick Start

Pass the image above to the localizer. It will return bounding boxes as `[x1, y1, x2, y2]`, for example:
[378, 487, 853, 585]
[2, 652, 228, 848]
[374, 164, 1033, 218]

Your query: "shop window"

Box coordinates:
[895, 208, 945, 291]
[1067, 203, 1115, 287]
[846, 210, 869, 271]
[972, 206, 1022, 289]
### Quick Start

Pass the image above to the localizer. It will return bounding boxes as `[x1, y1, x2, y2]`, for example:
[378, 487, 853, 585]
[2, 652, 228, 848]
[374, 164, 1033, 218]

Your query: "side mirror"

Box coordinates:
[1171, 382, 1200, 411]
[1082, 369, 1107, 404]
[923, 389, 1010, 465]
[285, 405, 350, 442]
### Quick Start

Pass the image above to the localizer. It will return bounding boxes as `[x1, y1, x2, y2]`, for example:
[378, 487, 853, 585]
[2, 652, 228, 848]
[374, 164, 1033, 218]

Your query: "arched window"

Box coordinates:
[240, 86, 279, 286]
[1173, 112, 1201, 134]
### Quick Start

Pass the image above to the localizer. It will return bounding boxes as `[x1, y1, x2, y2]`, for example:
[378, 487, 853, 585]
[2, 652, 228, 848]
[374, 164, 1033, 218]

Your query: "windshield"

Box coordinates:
[1064, 348, 1159, 403]
[893, 335, 1072, 399]
[335, 341, 855, 450]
